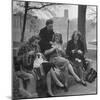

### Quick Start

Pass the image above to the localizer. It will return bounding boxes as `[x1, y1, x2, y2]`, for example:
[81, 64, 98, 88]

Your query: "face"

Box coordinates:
[74, 32, 79, 41]
[47, 24, 53, 31]
[33, 39, 39, 45]
[55, 35, 60, 43]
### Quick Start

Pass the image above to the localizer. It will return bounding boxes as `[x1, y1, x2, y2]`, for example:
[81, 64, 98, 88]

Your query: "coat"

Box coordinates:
[66, 40, 85, 61]
[39, 26, 54, 43]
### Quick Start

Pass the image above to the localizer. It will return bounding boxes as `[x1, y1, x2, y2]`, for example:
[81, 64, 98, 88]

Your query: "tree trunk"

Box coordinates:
[78, 5, 87, 52]
[20, 1, 28, 42]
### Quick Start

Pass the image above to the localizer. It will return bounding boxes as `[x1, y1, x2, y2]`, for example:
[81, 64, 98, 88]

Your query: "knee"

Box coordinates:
[47, 71, 51, 77]
[27, 73, 35, 81]
[64, 60, 70, 67]
[28, 73, 33, 78]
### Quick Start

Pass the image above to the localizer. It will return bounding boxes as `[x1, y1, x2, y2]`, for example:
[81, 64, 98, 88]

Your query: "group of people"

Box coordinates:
[15, 19, 88, 97]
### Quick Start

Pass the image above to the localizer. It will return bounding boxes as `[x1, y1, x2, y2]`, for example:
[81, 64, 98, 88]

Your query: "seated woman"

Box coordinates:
[18, 36, 63, 97]
[15, 36, 41, 98]
[39, 33, 87, 96]
[51, 33, 87, 83]
[66, 31, 87, 71]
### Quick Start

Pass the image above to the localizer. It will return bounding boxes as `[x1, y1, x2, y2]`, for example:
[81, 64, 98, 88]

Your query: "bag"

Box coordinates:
[86, 68, 97, 83]
[22, 53, 35, 71]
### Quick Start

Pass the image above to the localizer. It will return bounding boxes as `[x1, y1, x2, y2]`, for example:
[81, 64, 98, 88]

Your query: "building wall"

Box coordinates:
[53, 10, 68, 42]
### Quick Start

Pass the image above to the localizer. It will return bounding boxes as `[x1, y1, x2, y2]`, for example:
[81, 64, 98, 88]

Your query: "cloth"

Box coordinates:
[51, 42, 64, 57]
[34, 57, 47, 68]
[22, 53, 34, 71]
[66, 40, 85, 61]
[66, 40, 88, 70]
[42, 62, 55, 75]
[70, 60, 83, 78]
[39, 27, 54, 43]
[51, 65, 69, 86]
[39, 26, 54, 60]
[34, 62, 56, 77]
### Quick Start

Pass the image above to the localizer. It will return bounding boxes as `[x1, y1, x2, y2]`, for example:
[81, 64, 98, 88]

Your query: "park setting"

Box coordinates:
[12, 0, 97, 99]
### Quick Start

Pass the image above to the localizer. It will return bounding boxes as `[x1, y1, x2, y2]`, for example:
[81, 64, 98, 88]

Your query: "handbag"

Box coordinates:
[86, 68, 97, 83]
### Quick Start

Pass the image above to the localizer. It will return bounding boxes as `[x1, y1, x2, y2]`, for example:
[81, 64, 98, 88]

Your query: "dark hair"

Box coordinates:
[28, 35, 40, 44]
[71, 31, 81, 41]
[46, 19, 53, 26]
[52, 33, 63, 44]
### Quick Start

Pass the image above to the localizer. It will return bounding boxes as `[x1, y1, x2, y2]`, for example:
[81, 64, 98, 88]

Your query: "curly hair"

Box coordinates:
[28, 35, 40, 44]
[52, 33, 63, 44]
[18, 35, 40, 56]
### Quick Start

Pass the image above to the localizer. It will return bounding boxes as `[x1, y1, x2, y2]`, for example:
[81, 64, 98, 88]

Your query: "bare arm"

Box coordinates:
[44, 47, 56, 55]
[50, 68, 64, 87]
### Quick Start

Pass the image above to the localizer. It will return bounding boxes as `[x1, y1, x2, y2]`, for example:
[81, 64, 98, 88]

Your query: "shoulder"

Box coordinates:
[67, 40, 73, 45]
[40, 27, 47, 32]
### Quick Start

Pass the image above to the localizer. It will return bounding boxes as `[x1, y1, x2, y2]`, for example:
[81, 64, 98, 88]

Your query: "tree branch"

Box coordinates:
[88, 12, 96, 15]
[27, 3, 65, 10]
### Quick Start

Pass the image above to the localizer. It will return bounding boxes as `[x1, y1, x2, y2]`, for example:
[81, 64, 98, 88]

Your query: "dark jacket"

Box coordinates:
[66, 40, 85, 60]
[39, 26, 54, 54]
[39, 26, 54, 43]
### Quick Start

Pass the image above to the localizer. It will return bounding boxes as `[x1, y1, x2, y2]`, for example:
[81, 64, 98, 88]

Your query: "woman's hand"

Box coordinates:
[77, 50, 83, 54]
[50, 41, 53, 45]
[72, 49, 75, 53]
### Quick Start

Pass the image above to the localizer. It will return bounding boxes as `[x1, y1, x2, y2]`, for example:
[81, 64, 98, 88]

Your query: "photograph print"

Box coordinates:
[12, 0, 97, 99]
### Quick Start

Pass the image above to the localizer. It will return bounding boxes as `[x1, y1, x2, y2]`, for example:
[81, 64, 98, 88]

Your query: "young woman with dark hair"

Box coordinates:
[66, 31, 87, 71]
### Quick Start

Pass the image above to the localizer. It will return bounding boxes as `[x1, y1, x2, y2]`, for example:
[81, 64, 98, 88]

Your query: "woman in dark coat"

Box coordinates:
[66, 31, 87, 70]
